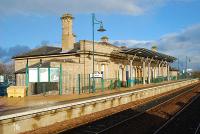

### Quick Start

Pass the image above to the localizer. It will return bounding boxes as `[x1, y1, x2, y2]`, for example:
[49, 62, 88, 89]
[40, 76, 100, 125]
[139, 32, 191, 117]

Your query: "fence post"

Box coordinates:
[59, 64, 62, 95]
[117, 79, 120, 89]
[48, 67, 50, 82]
[88, 74, 91, 93]
[25, 63, 29, 96]
[91, 75, 96, 93]
[110, 80, 113, 90]
[101, 78, 104, 92]
[117, 71, 120, 89]
[92, 78, 96, 93]
[78, 74, 81, 94]
[37, 67, 40, 82]
[93, 79, 96, 92]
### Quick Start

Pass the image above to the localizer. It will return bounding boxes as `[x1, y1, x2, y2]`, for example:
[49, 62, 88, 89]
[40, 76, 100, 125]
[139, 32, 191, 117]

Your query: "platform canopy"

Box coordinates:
[121, 48, 176, 62]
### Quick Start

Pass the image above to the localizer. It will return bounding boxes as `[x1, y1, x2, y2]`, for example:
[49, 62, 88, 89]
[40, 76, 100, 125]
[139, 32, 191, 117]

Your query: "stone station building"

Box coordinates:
[13, 13, 176, 95]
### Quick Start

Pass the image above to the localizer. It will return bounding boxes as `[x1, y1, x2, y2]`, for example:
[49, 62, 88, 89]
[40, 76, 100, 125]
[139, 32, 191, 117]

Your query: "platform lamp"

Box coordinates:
[92, 13, 106, 93]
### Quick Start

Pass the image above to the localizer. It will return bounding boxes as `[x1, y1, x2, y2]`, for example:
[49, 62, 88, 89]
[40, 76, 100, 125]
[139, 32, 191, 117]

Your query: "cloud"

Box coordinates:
[0, 0, 180, 16]
[0, 45, 30, 63]
[111, 40, 153, 49]
[112, 24, 200, 71]
[157, 24, 200, 57]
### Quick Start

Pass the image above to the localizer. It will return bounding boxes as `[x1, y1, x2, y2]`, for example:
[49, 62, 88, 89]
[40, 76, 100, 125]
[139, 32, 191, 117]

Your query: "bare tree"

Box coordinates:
[191, 71, 200, 78]
[0, 62, 6, 75]
[0, 62, 14, 80]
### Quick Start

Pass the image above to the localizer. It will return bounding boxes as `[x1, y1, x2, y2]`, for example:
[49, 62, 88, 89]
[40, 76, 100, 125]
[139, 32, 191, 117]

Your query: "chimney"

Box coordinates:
[100, 36, 109, 43]
[151, 45, 157, 52]
[61, 13, 75, 52]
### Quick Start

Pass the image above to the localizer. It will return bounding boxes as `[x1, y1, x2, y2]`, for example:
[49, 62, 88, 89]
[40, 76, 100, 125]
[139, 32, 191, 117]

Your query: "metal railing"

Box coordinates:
[75, 75, 121, 94]
[19, 70, 193, 96]
[72, 74, 191, 95]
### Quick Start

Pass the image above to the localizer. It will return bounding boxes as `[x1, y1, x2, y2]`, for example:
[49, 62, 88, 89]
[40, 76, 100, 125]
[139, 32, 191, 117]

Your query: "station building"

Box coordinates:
[13, 13, 177, 95]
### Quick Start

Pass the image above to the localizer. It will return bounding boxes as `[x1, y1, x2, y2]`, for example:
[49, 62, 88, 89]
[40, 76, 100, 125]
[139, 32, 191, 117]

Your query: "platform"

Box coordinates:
[0, 79, 198, 134]
[0, 80, 179, 116]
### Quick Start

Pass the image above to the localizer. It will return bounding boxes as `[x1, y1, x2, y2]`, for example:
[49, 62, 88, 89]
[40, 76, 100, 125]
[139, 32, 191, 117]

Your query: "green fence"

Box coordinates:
[126, 77, 143, 87]
[177, 74, 186, 80]
[75, 75, 180, 94]
[62, 72, 190, 95]
[150, 76, 168, 83]
[75, 74, 122, 94]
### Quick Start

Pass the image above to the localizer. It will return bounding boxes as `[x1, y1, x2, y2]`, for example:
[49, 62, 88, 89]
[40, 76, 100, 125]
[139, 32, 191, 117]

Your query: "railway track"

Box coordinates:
[195, 123, 200, 134]
[60, 83, 200, 134]
[153, 88, 200, 134]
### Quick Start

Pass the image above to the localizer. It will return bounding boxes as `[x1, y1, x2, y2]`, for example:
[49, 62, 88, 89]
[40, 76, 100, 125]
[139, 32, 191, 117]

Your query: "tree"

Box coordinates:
[0, 62, 6, 75]
[191, 71, 200, 78]
[0, 62, 14, 75]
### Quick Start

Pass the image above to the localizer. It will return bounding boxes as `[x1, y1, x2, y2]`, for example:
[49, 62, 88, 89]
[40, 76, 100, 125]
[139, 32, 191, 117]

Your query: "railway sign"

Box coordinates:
[90, 72, 103, 78]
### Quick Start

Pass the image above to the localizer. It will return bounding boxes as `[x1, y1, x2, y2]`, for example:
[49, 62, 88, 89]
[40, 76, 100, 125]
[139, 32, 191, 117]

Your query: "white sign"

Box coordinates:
[0, 75, 4, 82]
[50, 68, 59, 82]
[39, 68, 48, 82]
[90, 73, 103, 78]
[28, 68, 60, 82]
[29, 68, 38, 82]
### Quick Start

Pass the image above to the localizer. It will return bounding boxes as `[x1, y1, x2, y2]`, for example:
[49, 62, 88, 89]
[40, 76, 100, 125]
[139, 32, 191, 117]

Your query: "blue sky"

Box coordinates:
[0, 0, 200, 70]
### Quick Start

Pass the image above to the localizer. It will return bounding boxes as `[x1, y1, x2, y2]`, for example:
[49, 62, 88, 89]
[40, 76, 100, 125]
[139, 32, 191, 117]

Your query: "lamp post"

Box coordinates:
[92, 13, 106, 93]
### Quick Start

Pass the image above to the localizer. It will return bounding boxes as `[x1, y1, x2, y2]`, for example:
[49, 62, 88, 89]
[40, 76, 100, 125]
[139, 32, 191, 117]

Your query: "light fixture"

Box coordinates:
[97, 22, 106, 32]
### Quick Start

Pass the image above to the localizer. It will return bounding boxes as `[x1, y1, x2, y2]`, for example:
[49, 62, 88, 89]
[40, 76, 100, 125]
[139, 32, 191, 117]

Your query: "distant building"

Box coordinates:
[13, 13, 176, 95]
[169, 67, 179, 79]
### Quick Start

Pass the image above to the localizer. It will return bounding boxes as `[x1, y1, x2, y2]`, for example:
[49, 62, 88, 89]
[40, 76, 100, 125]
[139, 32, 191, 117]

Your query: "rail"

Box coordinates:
[153, 89, 200, 134]
[60, 82, 200, 134]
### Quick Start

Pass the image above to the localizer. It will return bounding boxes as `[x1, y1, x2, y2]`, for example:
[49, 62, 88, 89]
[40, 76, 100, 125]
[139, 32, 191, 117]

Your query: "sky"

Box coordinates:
[0, 0, 200, 70]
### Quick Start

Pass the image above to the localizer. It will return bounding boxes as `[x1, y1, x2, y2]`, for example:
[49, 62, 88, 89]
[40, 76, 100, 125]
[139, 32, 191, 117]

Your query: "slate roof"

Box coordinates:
[12, 44, 176, 63]
[13, 46, 62, 58]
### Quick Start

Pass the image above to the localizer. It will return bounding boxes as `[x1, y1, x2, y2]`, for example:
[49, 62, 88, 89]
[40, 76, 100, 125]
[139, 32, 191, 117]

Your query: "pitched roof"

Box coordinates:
[15, 61, 50, 74]
[13, 46, 62, 58]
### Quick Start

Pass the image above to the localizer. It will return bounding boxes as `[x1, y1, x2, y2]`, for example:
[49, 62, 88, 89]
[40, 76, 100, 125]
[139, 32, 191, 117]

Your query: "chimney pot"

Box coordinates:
[151, 45, 158, 52]
[100, 36, 109, 43]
